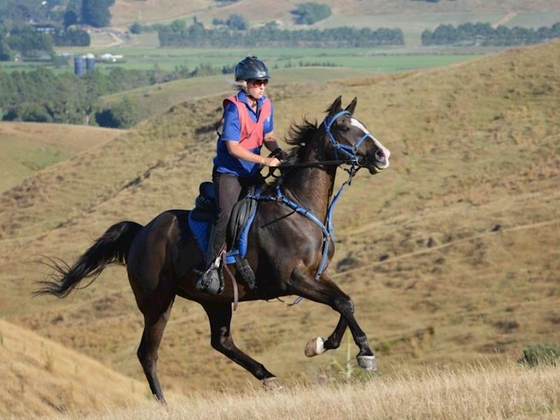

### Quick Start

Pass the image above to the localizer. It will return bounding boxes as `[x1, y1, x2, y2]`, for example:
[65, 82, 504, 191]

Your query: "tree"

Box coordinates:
[82, 0, 115, 28]
[53, 29, 90, 47]
[6, 25, 54, 58]
[292, 2, 332, 25]
[95, 96, 139, 128]
[0, 32, 13, 61]
[226, 14, 249, 30]
[3, 102, 53, 123]
[63, 10, 79, 28]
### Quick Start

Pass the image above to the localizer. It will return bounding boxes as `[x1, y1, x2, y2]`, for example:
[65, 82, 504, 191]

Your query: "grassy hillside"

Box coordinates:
[106, 0, 560, 49]
[99, 61, 477, 123]
[40, 362, 560, 419]
[109, 0, 560, 27]
[0, 40, 559, 413]
[0, 123, 125, 193]
[0, 318, 151, 418]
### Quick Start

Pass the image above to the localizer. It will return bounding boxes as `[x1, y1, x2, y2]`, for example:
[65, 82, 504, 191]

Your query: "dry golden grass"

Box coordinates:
[0, 319, 150, 418]
[32, 361, 560, 420]
[0, 40, 559, 416]
[109, 0, 560, 27]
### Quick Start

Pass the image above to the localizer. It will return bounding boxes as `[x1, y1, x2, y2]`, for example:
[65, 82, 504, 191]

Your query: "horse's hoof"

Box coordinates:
[304, 337, 325, 357]
[357, 355, 377, 371]
[263, 377, 284, 391]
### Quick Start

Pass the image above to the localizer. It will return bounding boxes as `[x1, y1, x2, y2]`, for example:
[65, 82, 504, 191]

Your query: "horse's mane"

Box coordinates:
[281, 117, 320, 168]
[263, 118, 318, 191]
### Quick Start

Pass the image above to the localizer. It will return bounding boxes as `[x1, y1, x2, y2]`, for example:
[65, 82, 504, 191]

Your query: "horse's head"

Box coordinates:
[324, 96, 390, 174]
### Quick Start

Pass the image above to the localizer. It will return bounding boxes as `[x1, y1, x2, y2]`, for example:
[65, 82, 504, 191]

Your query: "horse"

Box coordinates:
[35, 96, 391, 403]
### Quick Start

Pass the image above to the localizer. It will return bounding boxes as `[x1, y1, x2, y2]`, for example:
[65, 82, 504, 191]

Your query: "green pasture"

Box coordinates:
[2, 45, 482, 76]
[88, 50, 480, 74]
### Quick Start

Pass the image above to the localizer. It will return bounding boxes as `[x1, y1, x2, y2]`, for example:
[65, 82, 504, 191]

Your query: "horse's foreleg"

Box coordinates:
[304, 315, 347, 356]
[331, 294, 377, 370]
[202, 302, 283, 390]
[293, 268, 376, 371]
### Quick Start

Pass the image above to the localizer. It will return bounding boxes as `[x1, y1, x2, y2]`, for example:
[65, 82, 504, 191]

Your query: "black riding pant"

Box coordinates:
[209, 169, 263, 261]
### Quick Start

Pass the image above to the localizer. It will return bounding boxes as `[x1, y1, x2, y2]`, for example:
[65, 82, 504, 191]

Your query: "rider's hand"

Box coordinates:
[271, 148, 289, 161]
[264, 157, 281, 167]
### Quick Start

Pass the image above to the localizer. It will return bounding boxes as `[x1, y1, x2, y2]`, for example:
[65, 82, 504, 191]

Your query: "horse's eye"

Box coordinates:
[340, 125, 350, 132]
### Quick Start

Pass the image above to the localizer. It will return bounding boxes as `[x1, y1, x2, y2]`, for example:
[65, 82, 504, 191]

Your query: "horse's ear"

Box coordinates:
[328, 96, 343, 116]
[345, 97, 357, 115]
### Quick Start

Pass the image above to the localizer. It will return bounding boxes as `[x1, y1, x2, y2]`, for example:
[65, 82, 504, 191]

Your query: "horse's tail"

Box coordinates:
[34, 221, 144, 298]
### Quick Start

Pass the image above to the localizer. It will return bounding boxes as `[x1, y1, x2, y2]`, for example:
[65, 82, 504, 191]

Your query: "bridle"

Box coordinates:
[324, 110, 373, 176]
[266, 110, 375, 179]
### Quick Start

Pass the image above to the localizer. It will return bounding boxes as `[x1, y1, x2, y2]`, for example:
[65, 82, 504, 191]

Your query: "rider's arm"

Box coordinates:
[226, 140, 280, 167]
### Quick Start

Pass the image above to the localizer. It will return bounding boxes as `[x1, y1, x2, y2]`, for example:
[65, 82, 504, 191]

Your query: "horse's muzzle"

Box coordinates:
[364, 147, 390, 174]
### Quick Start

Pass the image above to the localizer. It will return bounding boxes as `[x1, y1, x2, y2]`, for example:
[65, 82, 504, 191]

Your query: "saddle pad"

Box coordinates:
[188, 211, 211, 255]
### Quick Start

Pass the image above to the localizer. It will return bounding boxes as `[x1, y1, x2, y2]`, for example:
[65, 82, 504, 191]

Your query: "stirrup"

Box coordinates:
[196, 264, 224, 295]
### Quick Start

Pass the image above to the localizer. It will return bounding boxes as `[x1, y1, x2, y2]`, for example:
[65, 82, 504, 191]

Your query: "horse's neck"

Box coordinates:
[283, 142, 337, 219]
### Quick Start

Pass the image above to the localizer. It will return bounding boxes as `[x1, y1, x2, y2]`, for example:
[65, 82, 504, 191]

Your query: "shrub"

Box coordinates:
[292, 2, 332, 25]
[518, 343, 560, 367]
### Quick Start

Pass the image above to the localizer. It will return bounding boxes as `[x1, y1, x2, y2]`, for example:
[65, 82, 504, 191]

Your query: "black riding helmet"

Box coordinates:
[234, 56, 271, 81]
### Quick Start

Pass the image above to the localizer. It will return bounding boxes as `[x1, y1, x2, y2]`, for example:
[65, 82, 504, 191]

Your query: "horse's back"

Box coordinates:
[127, 209, 201, 290]
[131, 209, 190, 249]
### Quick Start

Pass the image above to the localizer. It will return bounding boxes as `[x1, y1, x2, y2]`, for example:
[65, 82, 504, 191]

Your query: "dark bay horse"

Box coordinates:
[35, 96, 391, 403]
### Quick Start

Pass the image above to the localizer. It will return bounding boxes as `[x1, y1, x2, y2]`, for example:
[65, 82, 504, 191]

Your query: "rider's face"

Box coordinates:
[247, 79, 268, 99]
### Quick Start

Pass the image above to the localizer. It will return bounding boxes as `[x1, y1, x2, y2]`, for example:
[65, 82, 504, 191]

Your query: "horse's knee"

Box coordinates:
[333, 295, 354, 314]
[210, 334, 234, 353]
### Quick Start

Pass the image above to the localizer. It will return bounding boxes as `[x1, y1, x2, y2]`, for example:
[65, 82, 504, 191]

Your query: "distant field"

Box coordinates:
[108, 0, 560, 28]
[90, 50, 480, 73]
[316, 11, 560, 46]
[4, 43, 483, 75]
[5, 9, 558, 75]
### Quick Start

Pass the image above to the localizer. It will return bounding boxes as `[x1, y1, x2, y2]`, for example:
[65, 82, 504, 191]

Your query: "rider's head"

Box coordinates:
[233, 56, 271, 96]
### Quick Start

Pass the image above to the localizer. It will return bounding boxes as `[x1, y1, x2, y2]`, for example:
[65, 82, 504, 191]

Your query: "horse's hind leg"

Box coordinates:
[137, 296, 174, 403]
[202, 302, 282, 390]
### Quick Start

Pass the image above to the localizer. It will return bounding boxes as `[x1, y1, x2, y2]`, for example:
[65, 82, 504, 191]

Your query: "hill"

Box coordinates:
[0, 122, 125, 193]
[0, 318, 150, 418]
[0, 39, 559, 412]
[109, 0, 560, 27]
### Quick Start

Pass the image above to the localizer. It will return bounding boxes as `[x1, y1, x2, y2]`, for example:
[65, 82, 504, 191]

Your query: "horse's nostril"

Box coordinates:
[375, 150, 385, 161]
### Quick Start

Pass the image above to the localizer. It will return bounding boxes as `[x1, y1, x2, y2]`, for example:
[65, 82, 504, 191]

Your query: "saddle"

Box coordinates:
[188, 182, 258, 289]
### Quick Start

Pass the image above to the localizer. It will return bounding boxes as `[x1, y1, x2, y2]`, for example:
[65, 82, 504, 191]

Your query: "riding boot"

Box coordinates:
[196, 225, 224, 295]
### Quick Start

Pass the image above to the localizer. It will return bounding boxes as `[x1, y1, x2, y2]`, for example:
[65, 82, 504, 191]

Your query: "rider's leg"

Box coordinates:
[197, 172, 242, 294]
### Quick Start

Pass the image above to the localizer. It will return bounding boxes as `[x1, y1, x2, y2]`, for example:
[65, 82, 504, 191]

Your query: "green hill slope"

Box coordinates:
[0, 41, 559, 400]
[0, 122, 125, 194]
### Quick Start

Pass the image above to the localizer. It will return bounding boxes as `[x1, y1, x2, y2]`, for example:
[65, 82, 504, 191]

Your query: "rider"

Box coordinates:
[197, 56, 287, 294]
